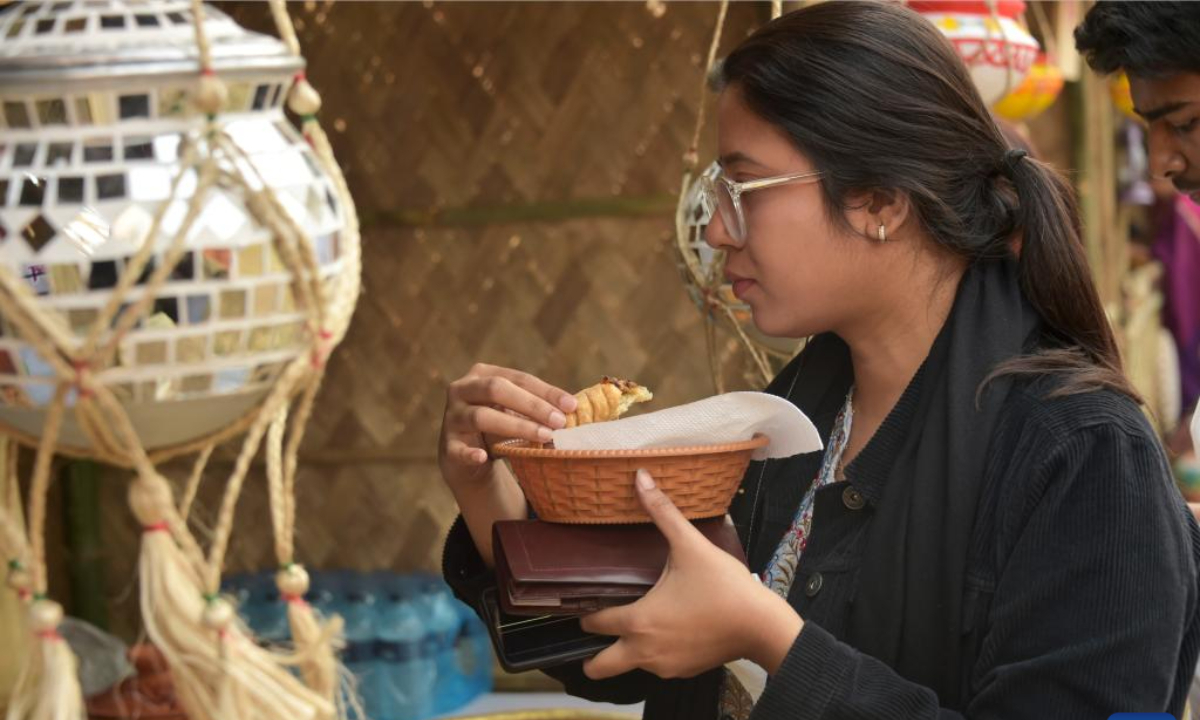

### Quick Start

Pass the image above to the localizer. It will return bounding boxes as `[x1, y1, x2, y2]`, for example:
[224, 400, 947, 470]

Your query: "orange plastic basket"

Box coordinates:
[491, 434, 769, 524]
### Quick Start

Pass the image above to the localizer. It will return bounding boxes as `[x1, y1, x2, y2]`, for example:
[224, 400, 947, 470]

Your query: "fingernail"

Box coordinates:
[635, 469, 655, 491]
[537, 426, 554, 442]
[560, 395, 578, 412]
[548, 411, 566, 429]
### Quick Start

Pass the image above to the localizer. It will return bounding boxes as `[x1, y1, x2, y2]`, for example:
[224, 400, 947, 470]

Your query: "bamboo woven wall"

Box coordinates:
[33, 1, 1091, 673]
[36, 1, 769, 645]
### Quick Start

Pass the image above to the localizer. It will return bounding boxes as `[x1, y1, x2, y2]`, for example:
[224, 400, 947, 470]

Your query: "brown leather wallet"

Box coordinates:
[493, 515, 747, 617]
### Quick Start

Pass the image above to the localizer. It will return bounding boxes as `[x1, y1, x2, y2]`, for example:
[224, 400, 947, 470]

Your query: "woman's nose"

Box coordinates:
[703, 209, 739, 251]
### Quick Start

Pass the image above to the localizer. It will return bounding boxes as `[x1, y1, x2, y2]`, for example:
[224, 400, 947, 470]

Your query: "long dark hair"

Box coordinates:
[718, 1, 1138, 401]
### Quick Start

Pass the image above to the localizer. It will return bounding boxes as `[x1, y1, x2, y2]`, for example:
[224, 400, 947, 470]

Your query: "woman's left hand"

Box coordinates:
[581, 469, 804, 680]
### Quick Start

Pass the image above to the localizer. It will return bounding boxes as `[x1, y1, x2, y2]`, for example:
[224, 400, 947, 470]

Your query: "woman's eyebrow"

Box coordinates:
[718, 151, 767, 169]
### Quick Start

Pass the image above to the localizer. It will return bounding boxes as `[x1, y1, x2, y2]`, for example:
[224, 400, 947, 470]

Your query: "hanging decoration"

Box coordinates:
[992, 51, 1064, 122]
[1108, 72, 1141, 122]
[673, 1, 803, 393]
[0, 1, 361, 719]
[910, 0, 1040, 106]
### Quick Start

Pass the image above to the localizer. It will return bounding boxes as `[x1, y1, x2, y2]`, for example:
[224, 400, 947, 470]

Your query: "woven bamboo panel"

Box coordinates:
[33, 2, 769, 653]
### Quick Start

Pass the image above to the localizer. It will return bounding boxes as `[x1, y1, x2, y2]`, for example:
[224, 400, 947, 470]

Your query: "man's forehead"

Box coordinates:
[1130, 72, 1200, 119]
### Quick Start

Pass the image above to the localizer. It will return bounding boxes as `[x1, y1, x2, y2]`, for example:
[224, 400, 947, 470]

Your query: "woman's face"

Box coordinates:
[707, 86, 878, 340]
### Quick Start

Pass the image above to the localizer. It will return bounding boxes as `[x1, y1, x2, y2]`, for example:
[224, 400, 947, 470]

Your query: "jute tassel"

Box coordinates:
[5, 600, 84, 720]
[267, 409, 344, 705]
[278, 563, 344, 699]
[6, 389, 86, 720]
[127, 471, 336, 720]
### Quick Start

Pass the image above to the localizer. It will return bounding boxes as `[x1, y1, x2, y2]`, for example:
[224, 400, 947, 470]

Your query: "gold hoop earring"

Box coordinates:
[876, 223, 887, 242]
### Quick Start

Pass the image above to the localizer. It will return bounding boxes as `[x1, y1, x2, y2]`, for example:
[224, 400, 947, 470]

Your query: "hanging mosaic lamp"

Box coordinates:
[0, 0, 359, 457]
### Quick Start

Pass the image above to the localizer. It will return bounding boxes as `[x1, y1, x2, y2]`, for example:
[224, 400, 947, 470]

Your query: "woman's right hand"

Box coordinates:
[438, 363, 578, 489]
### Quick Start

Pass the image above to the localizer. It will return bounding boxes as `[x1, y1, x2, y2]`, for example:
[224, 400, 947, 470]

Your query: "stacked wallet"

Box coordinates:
[481, 516, 747, 672]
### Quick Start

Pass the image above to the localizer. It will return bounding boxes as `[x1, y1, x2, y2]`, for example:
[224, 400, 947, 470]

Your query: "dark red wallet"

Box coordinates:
[492, 516, 747, 617]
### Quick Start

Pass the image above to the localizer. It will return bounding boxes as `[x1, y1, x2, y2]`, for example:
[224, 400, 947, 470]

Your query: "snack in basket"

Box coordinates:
[564, 376, 653, 428]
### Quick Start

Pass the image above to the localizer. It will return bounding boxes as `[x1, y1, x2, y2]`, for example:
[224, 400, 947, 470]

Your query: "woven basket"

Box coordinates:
[492, 435, 769, 524]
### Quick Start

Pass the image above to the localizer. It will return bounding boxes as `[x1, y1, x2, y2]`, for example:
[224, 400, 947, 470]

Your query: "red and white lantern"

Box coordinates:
[910, 1, 1041, 106]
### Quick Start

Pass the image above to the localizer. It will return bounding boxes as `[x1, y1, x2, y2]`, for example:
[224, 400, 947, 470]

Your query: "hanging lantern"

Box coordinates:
[910, 0, 1041, 106]
[1108, 71, 1141, 121]
[993, 51, 1064, 122]
[0, 1, 359, 457]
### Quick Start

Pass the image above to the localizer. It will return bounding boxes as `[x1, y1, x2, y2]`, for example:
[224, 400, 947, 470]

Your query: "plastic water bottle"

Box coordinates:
[417, 576, 467, 715]
[374, 574, 435, 720]
[308, 569, 338, 620]
[257, 570, 290, 644]
[220, 573, 253, 629]
[341, 572, 380, 720]
[233, 572, 273, 642]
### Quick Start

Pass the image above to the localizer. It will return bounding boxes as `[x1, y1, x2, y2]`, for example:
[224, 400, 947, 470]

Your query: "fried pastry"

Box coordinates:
[565, 376, 653, 428]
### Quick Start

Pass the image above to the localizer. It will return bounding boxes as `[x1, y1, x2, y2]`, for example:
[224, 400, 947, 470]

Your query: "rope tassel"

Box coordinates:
[129, 475, 336, 720]
[267, 409, 356, 718]
[278, 564, 344, 701]
[4, 600, 85, 720]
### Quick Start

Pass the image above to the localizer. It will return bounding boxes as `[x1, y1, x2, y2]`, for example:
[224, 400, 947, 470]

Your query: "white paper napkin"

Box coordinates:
[551, 391, 822, 461]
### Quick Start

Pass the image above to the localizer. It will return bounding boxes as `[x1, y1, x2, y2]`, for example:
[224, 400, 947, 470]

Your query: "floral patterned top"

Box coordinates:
[760, 387, 855, 597]
[718, 388, 855, 720]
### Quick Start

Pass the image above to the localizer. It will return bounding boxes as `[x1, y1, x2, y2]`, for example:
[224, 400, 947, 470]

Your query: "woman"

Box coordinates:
[439, 3, 1200, 718]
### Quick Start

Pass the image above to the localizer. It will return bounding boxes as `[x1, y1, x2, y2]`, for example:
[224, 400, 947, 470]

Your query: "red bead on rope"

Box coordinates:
[71, 359, 93, 399]
[142, 521, 170, 534]
[310, 328, 334, 369]
[282, 593, 307, 606]
[201, 67, 215, 77]
[35, 629, 61, 641]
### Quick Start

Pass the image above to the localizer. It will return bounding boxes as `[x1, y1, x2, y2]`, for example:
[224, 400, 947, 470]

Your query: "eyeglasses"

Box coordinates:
[699, 168, 824, 246]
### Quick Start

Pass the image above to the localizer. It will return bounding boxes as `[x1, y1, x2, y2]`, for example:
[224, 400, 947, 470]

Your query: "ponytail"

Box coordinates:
[985, 151, 1141, 401]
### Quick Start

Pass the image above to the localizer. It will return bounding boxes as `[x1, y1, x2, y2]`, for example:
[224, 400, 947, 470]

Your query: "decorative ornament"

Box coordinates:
[993, 51, 1064, 122]
[1108, 71, 1140, 122]
[0, 1, 362, 719]
[0, 0, 356, 456]
[672, 1, 802, 392]
[911, 0, 1040, 106]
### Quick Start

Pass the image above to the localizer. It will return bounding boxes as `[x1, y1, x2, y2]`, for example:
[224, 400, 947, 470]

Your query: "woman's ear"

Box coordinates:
[845, 188, 912, 243]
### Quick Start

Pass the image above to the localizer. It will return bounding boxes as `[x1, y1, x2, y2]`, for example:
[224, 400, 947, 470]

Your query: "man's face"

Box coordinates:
[1130, 72, 1200, 203]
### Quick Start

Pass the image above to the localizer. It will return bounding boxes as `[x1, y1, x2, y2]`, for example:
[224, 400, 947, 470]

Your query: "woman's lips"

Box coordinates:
[731, 279, 756, 299]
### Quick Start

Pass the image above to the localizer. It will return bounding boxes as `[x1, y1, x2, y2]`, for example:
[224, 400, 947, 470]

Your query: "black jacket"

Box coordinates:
[443, 370, 1200, 719]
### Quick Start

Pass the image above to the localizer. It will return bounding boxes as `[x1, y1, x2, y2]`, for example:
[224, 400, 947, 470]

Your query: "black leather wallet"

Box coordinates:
[480, 586, 616, 673]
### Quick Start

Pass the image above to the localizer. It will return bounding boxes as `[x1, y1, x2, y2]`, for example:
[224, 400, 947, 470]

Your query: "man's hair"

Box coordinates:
[1074, 1, 1200, 78]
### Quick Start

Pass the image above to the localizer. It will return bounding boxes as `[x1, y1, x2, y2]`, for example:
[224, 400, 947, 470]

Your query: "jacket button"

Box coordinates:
[842, 486, 865, 510]
[804, 572, 823, 598]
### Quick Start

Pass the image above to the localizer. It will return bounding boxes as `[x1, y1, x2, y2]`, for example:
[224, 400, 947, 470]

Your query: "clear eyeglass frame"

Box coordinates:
[699, 168, 824, 245]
